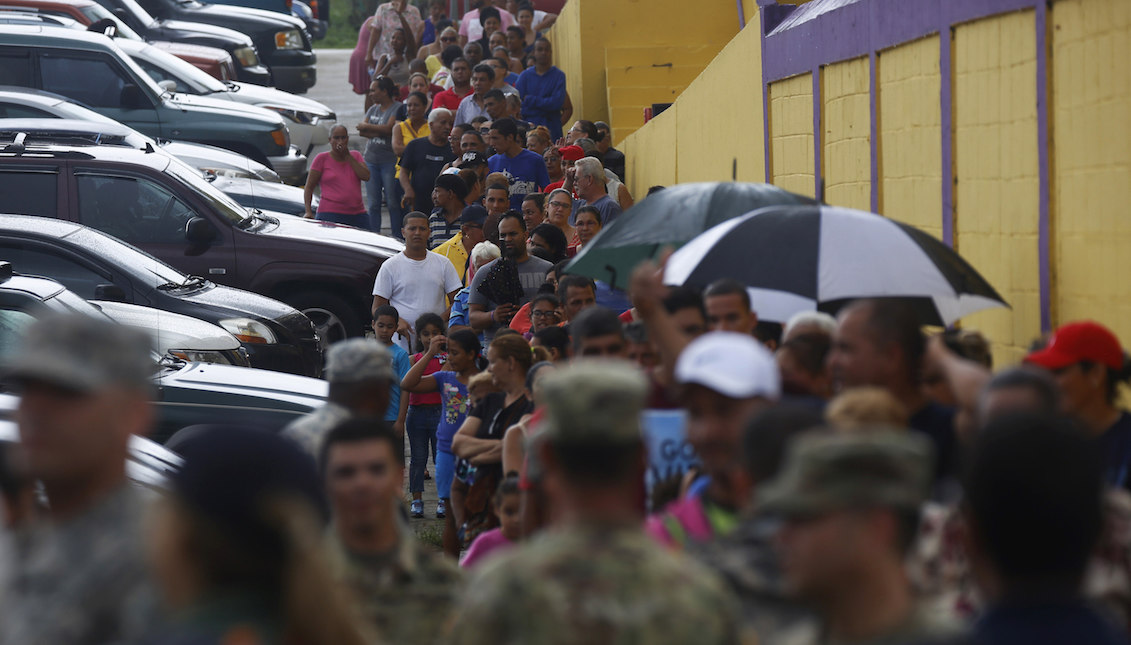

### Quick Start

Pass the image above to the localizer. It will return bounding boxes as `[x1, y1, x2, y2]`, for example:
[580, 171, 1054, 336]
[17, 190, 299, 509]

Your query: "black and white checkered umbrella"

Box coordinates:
[663, 204, 1008, 326]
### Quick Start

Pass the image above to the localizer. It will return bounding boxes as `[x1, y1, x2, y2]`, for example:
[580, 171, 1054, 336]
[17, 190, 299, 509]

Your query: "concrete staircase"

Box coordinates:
[604, 44, 722, 144]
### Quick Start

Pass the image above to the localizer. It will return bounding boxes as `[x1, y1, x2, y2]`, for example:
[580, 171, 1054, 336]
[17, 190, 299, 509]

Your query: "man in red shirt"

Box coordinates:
[433, 58, 473, 111]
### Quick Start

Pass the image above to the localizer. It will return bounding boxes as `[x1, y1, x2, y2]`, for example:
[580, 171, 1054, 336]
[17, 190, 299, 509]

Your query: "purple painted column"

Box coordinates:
[1036, 2, 1051, 332]
[736, 0, 746, 29]
[940, 25, 954, 248]
[869, 51, 879, 213]
[812, 67, 823, 201]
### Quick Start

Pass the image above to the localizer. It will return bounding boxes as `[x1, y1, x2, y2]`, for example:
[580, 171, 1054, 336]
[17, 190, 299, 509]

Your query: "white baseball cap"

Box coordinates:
[674, 332, 781, 400]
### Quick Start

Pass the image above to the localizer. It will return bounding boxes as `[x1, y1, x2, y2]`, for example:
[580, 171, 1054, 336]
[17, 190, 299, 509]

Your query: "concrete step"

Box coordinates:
[608, 85, 685, 106]
[610, 105, 648, 129]
[604, 44, 721, 69]
[605, 64, 704, 87]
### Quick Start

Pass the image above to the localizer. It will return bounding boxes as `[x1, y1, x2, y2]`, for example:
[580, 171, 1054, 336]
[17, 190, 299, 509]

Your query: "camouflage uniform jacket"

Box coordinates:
[449, 521, 742, 645]
[0, 484, 159, 645]
[325, 522, 463, 645]
[281, 402, 352, 457]
[692, 513, 819, 645]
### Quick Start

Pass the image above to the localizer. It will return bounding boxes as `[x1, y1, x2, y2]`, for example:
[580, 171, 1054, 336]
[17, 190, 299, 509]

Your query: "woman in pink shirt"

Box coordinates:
[304, 125, 371, 228]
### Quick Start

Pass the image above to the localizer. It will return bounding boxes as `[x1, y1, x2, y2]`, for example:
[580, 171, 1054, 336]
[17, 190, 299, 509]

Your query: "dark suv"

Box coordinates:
[0, 215, 324, 376]
[0, 138, 401, 348]
[100, 0, 317, 92]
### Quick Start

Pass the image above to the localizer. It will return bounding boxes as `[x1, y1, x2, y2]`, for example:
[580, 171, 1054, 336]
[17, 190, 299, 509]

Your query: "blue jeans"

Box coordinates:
[315, 211, 367, 226]
[435, 449, 455, 500]
[365, 160, 399, 235]
[406, 404, 440, 494]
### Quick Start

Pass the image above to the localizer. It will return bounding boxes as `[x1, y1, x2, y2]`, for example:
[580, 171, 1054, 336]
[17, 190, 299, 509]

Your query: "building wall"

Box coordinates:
[546, 0, 738, 133]
[609, 0, 1131, 364]
[953, 10, 1041, 366]
[1051, 0, 1131, 338]
[620, 16, 765, 192]
[822, 56, 871, 211]
[877, 36, 943, 239]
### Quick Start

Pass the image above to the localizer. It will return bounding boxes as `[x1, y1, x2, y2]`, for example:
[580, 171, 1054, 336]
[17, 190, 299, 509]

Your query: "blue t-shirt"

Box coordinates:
[385, 343, 412, 422]
[432, 370, 471, 454]
[515, 65, 566, 140]
[488, 148, 551, 210]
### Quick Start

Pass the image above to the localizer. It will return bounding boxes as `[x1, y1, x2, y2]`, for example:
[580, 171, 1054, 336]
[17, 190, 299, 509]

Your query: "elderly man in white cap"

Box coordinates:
[645, 331, 780, 549]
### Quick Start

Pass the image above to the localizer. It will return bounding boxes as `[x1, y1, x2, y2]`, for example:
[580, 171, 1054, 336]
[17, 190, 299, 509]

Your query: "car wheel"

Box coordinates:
[286, 292, 361, 352]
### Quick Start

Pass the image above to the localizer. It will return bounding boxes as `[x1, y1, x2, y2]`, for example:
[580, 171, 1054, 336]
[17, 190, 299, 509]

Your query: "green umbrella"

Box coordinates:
[564, 182, 817, 289]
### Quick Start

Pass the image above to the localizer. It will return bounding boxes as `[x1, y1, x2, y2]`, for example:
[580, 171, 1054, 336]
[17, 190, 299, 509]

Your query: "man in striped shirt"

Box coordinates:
[428, 173, 468, 248]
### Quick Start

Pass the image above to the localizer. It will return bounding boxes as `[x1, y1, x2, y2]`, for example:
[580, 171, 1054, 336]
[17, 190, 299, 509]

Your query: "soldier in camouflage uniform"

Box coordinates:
[284, 338, 394, 457]
[449, 360, 741, 645]
[320, 418, 463, 645]
[0, 314, 160, 645]
[760, 430, 959, 645]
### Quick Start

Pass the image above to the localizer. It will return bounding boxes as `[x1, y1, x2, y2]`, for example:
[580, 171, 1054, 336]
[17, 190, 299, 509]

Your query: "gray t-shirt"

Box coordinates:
[363, 101, 402, 165]
[570, 193, 623, 226]
[468, 255, 552, 340]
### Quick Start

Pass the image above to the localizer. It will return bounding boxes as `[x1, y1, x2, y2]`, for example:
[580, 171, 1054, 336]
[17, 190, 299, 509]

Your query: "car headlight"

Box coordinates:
[270, 126, 290, 148]
[233, 46, 260, 67]
[275, 29, 302, 50]
[263, 106, 322, 125]
[218, 318, 278, 344]
[168, 349, 237, 365]
[199, 166, 257, 180]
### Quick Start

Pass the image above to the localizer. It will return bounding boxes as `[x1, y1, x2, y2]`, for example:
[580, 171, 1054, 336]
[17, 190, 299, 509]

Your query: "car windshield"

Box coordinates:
[165, 159, 250, 226]
[79, 4, 142, 39]
[137, 43, 226, 94]
[65, 227, 190, 287]
[113, 0, 158, 27]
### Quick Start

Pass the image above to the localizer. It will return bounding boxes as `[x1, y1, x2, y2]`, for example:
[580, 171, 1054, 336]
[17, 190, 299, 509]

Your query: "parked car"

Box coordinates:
[209, 175, 311, 216]
[0, 260, 248, 366]
[117, 37, 334, 160]
[0, 138, 402, 347]
[0, 6, 239, 81]
[290, 0, 324, 40]
[91, 299, 250, 366]
[0, 88, 281, 182]
[0, 26, 307, 180]
[101, 0, 317, 93]
[0, 0, 270, 84]
[0, 274, 328, 443]
[0, 215, 325, 376]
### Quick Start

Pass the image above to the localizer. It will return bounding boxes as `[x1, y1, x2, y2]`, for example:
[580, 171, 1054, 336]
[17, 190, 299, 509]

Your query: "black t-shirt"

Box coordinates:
[400, 137, 456, 213]
[1098, 410, 1131, 489]
[469, 391, 532, 480]
[909, 401, 958, 483]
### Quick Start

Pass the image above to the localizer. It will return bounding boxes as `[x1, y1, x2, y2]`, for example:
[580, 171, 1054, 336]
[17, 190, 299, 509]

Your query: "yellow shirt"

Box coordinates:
[433, 232, 469, 285]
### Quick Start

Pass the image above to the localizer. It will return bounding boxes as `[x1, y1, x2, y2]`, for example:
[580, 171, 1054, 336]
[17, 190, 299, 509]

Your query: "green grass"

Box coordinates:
[318, 0, 363, 49]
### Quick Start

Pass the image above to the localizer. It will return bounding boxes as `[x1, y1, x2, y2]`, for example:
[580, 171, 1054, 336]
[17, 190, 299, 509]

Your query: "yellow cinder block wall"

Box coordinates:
[610, 0, 1131, 364]
[546, 0, 738, 137]
[620, 14, 765, 196]
[954, 10, 1041, 367]
[822, 57, 872, 212]
[1052, 0, 1131, 343]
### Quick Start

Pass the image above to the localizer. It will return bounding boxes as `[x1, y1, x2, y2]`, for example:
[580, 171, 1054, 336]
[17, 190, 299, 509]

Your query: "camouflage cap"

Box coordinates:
[539, 360, 647, 444]
[324, 338, 394, 383]
[758, 430, 933, 517]
[1, 313, 154, 392]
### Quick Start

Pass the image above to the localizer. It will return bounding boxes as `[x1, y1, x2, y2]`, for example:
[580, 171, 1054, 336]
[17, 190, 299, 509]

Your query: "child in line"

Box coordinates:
[373, 305, 411, 441]
[404, 314, 447, 518]
[460, 475, 521, 569]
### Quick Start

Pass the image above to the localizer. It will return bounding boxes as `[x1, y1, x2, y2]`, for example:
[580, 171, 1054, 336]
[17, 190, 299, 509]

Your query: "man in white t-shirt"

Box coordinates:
[372, 211, 463, 352]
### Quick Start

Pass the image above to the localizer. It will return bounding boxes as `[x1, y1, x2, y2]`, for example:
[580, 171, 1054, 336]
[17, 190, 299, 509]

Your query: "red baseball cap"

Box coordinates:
[1024, 321, 1124, 370]
[558, 145, 584, 162]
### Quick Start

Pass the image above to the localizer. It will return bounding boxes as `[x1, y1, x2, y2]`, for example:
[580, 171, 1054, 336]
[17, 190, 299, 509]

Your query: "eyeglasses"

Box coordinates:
[531, 310, 560, 319]
[441, 36, 457, 42]
[549, 201, 571, 208]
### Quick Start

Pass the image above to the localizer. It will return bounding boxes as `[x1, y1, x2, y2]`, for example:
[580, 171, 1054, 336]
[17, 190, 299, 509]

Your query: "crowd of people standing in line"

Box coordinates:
[7, 1, 1131, 645]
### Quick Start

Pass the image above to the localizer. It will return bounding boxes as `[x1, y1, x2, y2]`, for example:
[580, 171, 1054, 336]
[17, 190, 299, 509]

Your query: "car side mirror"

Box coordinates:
[158, 79, 176, 92]
[94, 283, 127, 301]
[185, 216, 218, 244]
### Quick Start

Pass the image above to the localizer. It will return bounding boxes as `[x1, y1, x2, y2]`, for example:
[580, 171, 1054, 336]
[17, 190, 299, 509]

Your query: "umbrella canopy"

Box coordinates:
[664, 204, 1008, 326]
[564, 182, 816, 289]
